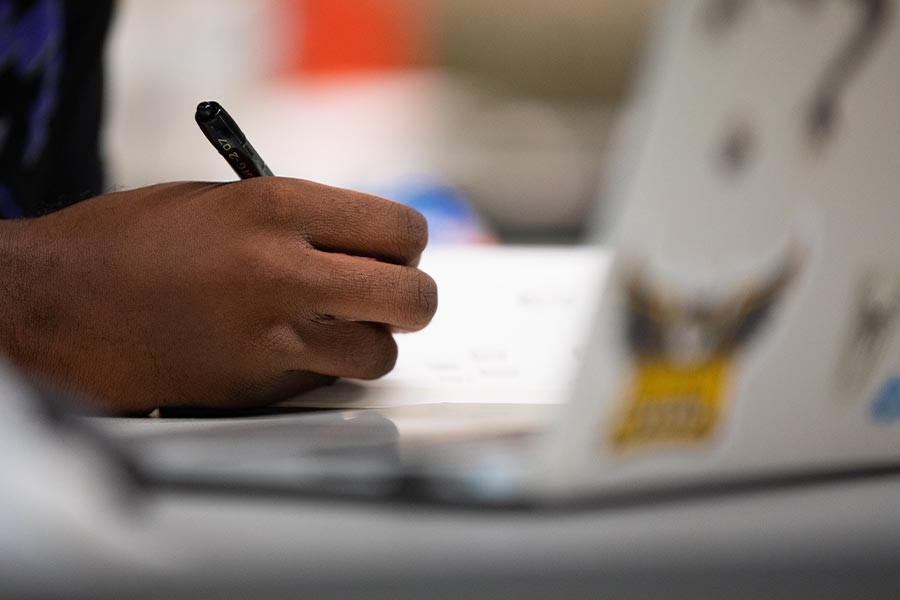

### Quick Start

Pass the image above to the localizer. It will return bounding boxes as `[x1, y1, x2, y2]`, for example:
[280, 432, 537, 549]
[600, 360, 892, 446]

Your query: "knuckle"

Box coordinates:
[238, 239, 289, 286]
[242, 177, 296, 224]
[244, 176, 281, 206]
[238, 177, 278, 220]
[257, 323, 299, 363]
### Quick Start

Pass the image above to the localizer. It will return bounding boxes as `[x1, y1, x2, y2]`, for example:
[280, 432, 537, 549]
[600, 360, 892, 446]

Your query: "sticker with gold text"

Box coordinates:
[609, 253, 798, 451]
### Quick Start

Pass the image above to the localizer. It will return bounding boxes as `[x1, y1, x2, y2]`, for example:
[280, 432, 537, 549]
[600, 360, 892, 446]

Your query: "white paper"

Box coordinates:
[280, 246, 610, 408]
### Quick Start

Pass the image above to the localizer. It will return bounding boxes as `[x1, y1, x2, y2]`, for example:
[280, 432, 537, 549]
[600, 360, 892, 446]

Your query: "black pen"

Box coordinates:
[195, 100, 273, 179]
[162, 102, 272, 419]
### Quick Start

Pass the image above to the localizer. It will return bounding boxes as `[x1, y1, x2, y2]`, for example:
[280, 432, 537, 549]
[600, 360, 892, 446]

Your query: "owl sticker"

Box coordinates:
[610, 252, 799, 451]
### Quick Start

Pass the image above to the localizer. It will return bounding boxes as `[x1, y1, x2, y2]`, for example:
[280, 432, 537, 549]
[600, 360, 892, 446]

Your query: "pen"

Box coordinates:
[164, 102, 273, 420]
[194, 100, 273, 179]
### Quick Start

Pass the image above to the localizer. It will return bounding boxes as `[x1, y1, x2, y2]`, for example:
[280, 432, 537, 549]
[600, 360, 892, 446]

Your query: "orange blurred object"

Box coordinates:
[281, 0, 431, 76]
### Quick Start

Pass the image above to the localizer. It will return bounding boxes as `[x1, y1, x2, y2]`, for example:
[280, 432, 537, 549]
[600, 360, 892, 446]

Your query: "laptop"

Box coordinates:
[108, 0, 900, 506]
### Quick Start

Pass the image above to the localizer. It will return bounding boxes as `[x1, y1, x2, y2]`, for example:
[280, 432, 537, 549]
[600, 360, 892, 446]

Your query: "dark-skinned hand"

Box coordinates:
[0, 177, 437, 413]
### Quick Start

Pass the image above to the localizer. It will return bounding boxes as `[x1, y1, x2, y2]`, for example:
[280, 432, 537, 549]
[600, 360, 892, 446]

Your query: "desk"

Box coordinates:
[143, 470, 900, 599]
[24, 424, 900, 599]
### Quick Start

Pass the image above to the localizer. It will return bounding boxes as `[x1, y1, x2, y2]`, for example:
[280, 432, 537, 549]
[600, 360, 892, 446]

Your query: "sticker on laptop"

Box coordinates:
[832, 271, 900, 405]
[609, 252, 800, 451]
[871, 376, 900, 424]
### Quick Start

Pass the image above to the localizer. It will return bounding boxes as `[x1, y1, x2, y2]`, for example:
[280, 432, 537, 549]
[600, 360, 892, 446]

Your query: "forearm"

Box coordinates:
[0, 219, 57, 372]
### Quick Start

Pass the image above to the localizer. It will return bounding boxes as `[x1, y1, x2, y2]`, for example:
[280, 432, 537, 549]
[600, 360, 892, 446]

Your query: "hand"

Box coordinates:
[0, 178, 437, 413]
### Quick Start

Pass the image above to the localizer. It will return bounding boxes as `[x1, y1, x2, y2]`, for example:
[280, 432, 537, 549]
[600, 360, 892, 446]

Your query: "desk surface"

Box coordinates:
[162, 478, 900, 598]
[64, 405, 900, 600]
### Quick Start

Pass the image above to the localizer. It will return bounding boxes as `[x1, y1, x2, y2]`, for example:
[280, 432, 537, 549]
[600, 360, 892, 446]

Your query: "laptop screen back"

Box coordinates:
[537, 0, 900, 496]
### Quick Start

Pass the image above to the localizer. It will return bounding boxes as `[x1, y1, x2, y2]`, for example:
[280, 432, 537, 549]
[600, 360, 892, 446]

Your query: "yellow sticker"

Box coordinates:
[612, 358, 730, 449]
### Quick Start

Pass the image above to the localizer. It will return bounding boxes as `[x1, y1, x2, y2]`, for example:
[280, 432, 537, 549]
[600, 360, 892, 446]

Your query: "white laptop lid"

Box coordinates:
[536, 0, 900, 496]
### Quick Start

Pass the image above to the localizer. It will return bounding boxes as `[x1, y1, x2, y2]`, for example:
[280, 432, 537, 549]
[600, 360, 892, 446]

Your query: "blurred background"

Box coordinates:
[103, 0, 659, 244]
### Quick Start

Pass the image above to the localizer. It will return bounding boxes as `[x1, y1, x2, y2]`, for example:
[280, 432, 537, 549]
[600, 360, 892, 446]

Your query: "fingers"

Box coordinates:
[242, 177, 428, 266]
[297, 320, 399, 380]
[300, 251, 438, 331]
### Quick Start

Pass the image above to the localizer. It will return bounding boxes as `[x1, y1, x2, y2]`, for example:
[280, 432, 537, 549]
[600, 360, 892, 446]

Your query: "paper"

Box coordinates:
[280, 246, 610, 408]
